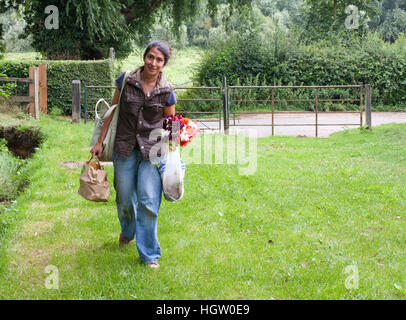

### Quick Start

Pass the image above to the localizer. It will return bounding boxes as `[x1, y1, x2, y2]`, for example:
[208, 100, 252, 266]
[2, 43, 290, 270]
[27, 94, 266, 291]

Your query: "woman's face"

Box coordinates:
[143, 47, 166, 78]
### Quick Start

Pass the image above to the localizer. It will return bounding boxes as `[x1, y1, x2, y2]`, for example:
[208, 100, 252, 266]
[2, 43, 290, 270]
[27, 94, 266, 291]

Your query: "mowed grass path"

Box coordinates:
[0, 114, 405, 299]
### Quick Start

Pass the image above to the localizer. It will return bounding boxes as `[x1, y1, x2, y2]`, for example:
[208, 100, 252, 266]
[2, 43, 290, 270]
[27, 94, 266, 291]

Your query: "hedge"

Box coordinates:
[0, 59, 117, 115]
[191, 32, 406, 111]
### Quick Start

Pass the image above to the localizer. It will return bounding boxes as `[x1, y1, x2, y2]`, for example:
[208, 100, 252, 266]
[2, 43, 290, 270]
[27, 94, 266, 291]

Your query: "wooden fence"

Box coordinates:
[0, 64, 47, 119]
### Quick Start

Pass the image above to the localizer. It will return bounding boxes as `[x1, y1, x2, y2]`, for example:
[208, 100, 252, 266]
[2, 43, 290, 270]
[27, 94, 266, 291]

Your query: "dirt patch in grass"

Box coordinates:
[59, 161, 113, 169]
[0, 125, 44, 159]
[0, 124, 44, 203]
[7, 221, 56, 287]
[9, 243, 52, 278]
[21, 220, 54, 237]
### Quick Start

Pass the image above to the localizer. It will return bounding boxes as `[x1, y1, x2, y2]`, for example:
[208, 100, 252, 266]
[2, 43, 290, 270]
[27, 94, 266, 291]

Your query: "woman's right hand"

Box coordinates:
[91, 142, 103, 159]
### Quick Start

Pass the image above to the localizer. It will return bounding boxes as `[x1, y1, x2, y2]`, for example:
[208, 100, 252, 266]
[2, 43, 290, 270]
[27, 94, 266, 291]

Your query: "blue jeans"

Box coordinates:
[112, 149, 162, 264]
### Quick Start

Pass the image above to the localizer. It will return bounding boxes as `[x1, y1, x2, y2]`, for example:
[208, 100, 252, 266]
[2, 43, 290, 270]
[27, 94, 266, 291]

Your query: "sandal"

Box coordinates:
[148, 261, 160, 269]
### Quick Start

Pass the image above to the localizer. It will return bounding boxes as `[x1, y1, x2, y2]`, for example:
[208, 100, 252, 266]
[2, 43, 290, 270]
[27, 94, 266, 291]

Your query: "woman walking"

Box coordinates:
[91, 41, 176, 269]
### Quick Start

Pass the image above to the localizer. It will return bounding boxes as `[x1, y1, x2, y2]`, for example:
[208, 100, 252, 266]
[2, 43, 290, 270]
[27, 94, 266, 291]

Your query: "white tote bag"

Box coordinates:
[89, 71, 130, 161]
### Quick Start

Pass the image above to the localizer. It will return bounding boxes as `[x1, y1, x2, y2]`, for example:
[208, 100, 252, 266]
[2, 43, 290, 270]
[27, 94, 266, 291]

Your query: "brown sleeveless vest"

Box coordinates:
[114, 66, 174, 160]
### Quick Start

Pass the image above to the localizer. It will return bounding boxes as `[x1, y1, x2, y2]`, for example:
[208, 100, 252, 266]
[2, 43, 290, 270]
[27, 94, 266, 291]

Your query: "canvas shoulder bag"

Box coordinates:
[89, 71, 130, 161]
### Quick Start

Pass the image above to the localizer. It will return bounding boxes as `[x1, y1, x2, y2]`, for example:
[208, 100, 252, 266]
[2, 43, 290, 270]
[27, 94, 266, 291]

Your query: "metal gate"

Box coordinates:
[83, 84, 223, 133]
[174, 85, 222, 133]
[224, 80, 372, 137]
[81, 79, 372, 136]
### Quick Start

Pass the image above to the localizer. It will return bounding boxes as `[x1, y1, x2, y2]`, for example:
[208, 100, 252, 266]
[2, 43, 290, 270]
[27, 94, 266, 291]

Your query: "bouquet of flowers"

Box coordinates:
[159, 114, 200, 202]
[162, 114, 200, 149]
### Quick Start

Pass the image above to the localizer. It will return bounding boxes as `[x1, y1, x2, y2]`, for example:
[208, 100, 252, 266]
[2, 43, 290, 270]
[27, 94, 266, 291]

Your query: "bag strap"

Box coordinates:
[87, 155, 102, 169]
[110, 70, 130, 110]
[119, 70, 130, 101]
[95, 70, 130, 120]
[95, 98, 110, 120]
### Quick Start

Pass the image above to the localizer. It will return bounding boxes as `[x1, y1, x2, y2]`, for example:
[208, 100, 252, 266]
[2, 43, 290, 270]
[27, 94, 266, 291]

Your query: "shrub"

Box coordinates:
[0, 72, 17, 99]
[0, 59, 115, 115]
[0, 138, 25, 202]
[193, 30, 406, 111]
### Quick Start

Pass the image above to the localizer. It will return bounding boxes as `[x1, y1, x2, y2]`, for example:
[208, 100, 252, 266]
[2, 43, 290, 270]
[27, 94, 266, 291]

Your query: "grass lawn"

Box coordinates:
[0, 111, 405, 299]
[117, 46, 205, 86]
[3, 52, 44, 60]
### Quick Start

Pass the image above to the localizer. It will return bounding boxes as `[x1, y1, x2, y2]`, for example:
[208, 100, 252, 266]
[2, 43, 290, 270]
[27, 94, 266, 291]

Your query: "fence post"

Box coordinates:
[222, 76, 229, 134]
[28, 67, 35, 117]
[227, 82, 230, 132]
[271, 89, 274, 136]
[38, 64, 47, 114]
[359, 85, 363, 127]
[83, 86, 87, 124]
[109, 47, 115, 59]
[28, 67, 40, 119]
[72, 80, 81, 123]
[365, 84, 372, 130]
[315, 88, 319, 137]
[34, 67, 39, 119]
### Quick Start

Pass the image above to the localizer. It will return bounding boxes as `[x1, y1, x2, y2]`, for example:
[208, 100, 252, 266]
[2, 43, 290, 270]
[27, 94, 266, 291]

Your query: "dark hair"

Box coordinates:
[143, 41, 172, 66]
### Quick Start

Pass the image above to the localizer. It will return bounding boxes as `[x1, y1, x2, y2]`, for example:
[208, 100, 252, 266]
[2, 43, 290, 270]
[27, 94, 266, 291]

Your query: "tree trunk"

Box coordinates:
[333, 0, 337, 23]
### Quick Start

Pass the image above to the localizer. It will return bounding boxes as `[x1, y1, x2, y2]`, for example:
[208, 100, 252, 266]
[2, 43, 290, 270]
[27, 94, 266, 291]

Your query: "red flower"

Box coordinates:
[163, 114, 200, 148]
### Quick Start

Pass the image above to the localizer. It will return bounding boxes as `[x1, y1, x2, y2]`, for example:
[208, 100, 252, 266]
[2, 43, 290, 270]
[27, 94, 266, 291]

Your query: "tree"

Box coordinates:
[255, 0, 301, 17]
[368, 0, 406, 42]
[303, 0, 380, 23]
[0, 1, 134, 59]
[0, 0, 252, 60]
[0, 21, 5, 58]
[300, 0, 380, 41]
[0, 9, 33, 52]
[377, 8, 406, 42]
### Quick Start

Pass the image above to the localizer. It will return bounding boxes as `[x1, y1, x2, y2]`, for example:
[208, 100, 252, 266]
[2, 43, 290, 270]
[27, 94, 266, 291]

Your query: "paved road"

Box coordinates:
[196, 112, 406, 138]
